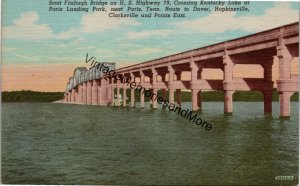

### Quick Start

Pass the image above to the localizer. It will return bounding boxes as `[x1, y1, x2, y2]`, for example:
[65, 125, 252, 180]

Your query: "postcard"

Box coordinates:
[1, 0, 299, 185]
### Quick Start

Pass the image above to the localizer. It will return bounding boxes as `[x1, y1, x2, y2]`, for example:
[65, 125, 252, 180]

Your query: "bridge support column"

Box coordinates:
[168, 65, 175, 104]
[106, 85, 111, 106]
[161, 73, 166, 85]
[116, 87, 120, 106]
[130, 72, 136, 108]
[110, 78, 114, 106]
[263, 92, 272, 113]
[78, 84, 83, 104]
[223, 51, 235, 114]
[140, 71, 145, 108]
[87, 81, 92, 105]
[130, 73, 135, 108]
[279, 92, 293, 117]
[69, 91, 72, 102]
[277, 41, 294, 118]
[175, 71, 181, 106]
[140, 92, 145, 108]
[262, 61, 274, 114]
[151, 68, 158, 109]
[66, 93, 69, 102]
[123, 88, 127, 107]
[197, 68, 203, 111]
[162, 89, 166, 100]
[71, 89, 75, 102]
[82, 83, 87, 104]
[111, 87, 115, 106]
[197, 90, 202, 111]
[105, 86, 109, 105]
[101, 79, 108, 105]
[152, 89, 158, 109]
[97, 80, 102, 105]
[190, 59, 200, 111]
[67, 92, 71, 103]
[160, 72, 167, 107]
[224, 90, 235, 113]
[116, 78, 122, 106]
[176, 89, 181, 106]
[131, 89, 135, 107]
[92, 80, 98, 105]
[70, 91, 73, 102]
[111, 87, 114, 106]
[70, 90, 73, 102]
[169, 89, 174, 104]
[161, 89, 166, 109]
[75, 87, 79, 103]
[192, 89, 199, 111]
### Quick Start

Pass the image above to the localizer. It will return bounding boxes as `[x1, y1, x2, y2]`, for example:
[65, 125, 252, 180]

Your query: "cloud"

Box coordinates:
[127, 29, 173, 39]
[128, 48, 161, 56]
[3, 12, 55, 40]
[57, 28, 78, 39]
[80, 9, 140, 33]
[3, 9, 140, 40]
[170, 2, 298, 33]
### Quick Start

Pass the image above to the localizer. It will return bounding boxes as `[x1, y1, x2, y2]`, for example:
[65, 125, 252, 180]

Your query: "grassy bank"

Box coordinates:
[2, 90, 298, 102]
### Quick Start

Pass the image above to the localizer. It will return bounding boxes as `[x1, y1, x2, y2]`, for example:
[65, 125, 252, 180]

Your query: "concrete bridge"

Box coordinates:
[63, 22, 299, 117]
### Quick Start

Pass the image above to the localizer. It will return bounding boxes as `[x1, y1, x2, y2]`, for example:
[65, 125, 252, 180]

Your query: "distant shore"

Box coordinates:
[2, 91, 64, 102]
[2, 90, 298, 102]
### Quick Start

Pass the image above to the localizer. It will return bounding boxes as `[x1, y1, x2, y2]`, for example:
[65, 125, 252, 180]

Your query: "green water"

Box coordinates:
[2, 102, 299, 185]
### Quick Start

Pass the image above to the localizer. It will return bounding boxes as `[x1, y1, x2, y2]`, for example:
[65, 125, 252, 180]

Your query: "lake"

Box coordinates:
[2, 102, 298, 185]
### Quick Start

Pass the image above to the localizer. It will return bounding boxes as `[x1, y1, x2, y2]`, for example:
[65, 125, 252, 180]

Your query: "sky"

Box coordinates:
[1, 1, 299, 92]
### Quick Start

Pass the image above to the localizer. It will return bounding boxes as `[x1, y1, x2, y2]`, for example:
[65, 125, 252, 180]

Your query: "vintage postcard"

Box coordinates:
[1, 0, 299, 185]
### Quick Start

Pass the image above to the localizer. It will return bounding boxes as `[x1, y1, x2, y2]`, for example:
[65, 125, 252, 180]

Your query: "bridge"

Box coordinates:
[63, 22, 299, 117]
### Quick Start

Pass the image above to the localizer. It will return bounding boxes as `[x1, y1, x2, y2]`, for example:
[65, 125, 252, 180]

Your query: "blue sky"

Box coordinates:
[2, 1, 299, 68]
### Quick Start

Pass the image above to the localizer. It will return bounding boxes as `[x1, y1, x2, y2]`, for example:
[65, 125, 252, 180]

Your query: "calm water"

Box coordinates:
[2, 102, 299, 185]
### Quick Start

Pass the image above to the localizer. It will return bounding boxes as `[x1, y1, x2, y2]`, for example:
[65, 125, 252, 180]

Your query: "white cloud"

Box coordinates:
[127, 29, 173, 39]
[80, 9, 140, 33]
[3, 12, 55, 40]
[128, 48, 161, 56]
[171, 2, 298, 33]
[3, 10, 140, 41]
